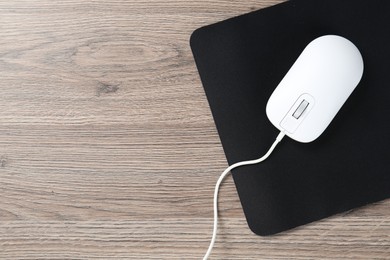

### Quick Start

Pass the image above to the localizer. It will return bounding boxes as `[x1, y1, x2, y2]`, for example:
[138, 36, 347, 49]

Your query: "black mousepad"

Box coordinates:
[190, 0, 390, 235]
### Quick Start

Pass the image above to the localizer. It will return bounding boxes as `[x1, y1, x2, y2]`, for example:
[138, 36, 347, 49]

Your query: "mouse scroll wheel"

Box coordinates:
[293, 100, 310, 119]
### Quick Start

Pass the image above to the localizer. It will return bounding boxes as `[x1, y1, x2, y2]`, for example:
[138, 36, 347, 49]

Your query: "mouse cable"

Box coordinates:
[203, 131, 285, 260]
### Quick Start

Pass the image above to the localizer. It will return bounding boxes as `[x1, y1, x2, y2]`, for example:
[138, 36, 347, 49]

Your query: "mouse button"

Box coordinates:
[280, 94, 315, 134]
[280, 115, 299, 134]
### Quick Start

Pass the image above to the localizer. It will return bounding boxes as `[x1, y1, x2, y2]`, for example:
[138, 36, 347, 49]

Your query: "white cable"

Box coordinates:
[203, 131, 285, 260]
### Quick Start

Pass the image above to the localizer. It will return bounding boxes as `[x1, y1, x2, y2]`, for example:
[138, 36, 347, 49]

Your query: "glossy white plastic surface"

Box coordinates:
[266, 35, 364, 143]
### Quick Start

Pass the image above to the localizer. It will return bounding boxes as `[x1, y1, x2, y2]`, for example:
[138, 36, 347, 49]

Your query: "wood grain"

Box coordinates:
[0, 0, 389, 259]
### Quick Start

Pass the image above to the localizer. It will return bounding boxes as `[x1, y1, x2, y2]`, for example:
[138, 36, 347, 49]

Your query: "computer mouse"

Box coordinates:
[266, 35, 364, 143]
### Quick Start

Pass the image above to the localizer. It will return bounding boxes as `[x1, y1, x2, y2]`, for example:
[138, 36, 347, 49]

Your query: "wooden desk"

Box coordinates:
[0, 1, 389, 259]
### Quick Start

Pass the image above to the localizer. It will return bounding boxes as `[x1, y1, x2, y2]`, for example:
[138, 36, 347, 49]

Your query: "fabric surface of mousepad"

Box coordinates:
[190, 0, 390, 235]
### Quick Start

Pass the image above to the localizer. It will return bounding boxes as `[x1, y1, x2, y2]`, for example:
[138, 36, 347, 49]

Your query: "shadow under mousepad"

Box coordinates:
[190, 0, 390, 235]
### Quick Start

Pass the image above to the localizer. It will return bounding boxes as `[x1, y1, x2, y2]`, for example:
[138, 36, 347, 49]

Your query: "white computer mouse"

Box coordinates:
[266, 35, 364, 143]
